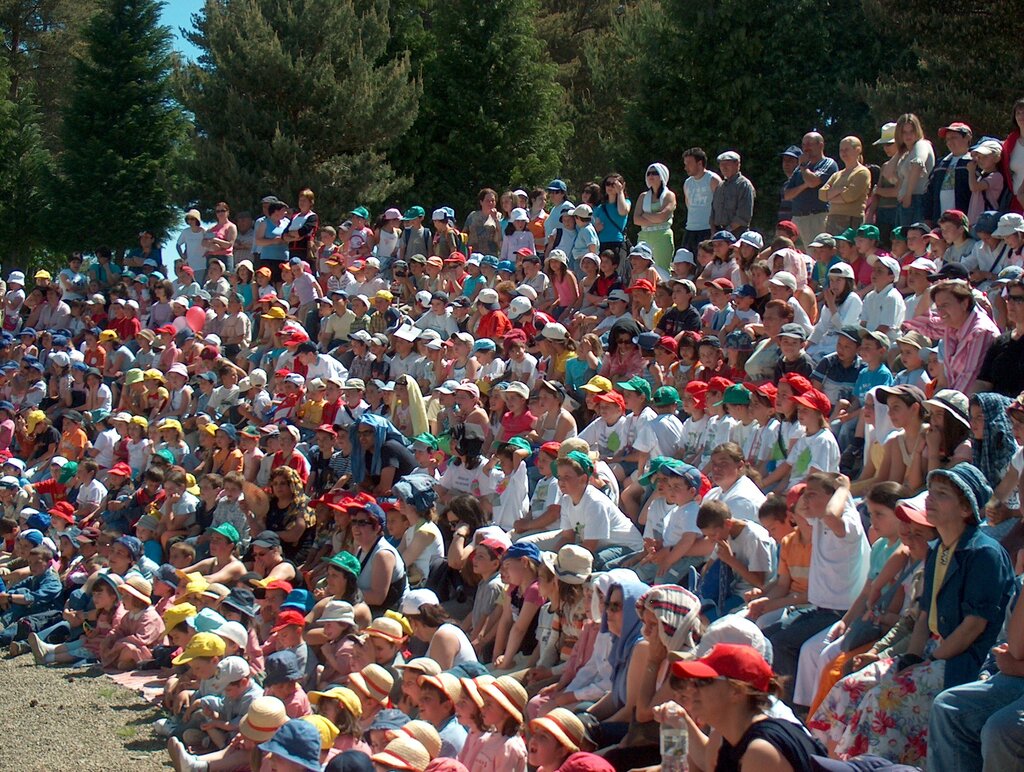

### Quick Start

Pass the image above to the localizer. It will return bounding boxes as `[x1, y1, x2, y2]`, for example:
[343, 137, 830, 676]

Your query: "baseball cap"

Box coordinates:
[672, 643, 774, 691]
[938, 121, 972, 138]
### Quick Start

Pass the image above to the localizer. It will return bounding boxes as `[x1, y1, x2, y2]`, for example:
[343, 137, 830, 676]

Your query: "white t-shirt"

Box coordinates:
[633, 413, 685, 459]
[729, 419, 760, 459]
[439, 461, 502, 499]
[861, 284, 906, 342]
[493, 463, 529, 531]
[559, 486, 643, 551]
[808, 499, 870, 610]
[786, 427, 841, 485]
[92, 427, 119, 470]
[643, 496, 674, 540]
[507, 354, 539, 388]
[662, 501, 701, 547]
[579, 415, 628, 457]
[679, 415, 710, 462]
[703, 475, 766, 523]
[177, 228, 208, 272]
[77, 478, 108, 509]
[715, 520, 775, 595]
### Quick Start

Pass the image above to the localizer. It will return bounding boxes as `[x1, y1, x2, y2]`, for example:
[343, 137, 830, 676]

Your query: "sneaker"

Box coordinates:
[27, 632, 50, 665]
[7, 641, 27, 657]
[154, 718, 178, 738]
[168, 737, 207, 772]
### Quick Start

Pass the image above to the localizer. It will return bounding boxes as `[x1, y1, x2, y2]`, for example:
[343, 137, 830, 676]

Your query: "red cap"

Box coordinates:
[626, 279, 656, 294]
[503, 329, 528, 344]
[261, 580, 294, 594]
[779, 373, 812, 395]
[316, 424, 338, 436]
[745, 381, 777, 405]
[786, 482, 806, 512]
[443, 252, 466, 264]
[703, 278, 734, 291]
[156, 324, 177, 335]
[657, 336, 678, 355]
[282, 334, 309, 347]
[776, 220, 800, 238]
[108, 462, 133, 478]
[181, 266, 195, 276]
[671, 643, 774, 692]
[272, 608, 307, 632]
[706, 376, 734, 394]
[595, 391, 626, 411]
[895, 498, 930, 526]
[515, 247, 535, 257]
[274, 368, 291, 377]
[48, 501, 76, 523]
[938, 122, 972, 138]
[684, 381, 708, 409]
[791, 388, 832, 415]
[539, 441, 561, 457]
[257, 294, 279, 303]
[478, 537, 508, 556]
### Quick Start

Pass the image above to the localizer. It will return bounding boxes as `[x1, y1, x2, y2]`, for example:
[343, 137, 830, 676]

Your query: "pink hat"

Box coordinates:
[168, 363, 189, 378]
[384, 208, 403, 220]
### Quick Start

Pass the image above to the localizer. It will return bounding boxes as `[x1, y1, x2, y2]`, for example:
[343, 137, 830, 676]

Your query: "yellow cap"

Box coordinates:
[34, 269, 51, 280]
[172, 632, 226, 665]
[299, 714, 340, 751]
[162, 602, 198, 631]
[158, 418, 182, 433]
[25, 409, 47, 433]
[144, 369, 165, 382]
[308, 686, 362, 718]
[261, 307, 286, 320]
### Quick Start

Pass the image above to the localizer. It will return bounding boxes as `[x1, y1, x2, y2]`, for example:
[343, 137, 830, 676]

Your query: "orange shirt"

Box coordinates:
[778, 529, 812, 596]
[84, 346, 106, 369]
[59, 427, 89, 462]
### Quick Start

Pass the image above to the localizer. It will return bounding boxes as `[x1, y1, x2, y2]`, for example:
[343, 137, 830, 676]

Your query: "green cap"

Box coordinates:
[561, 450, 594, 476]
[403, 206, 425, 220]
[326, 551, 361, 576]
[58, 461, 79, 484]
[499, 436, 533, 454]
[834, 228, 856, 244]
[209, 522, 240, 543]
[652, 386, 681, 406]
[639, 456, 683, 486]
[154, 448, 176, 464]
[616, 376, 652, 401]
[411, 432, 439, 451]
[856, 223, 880, 241]
[716, 384, 752, 406]
[890, 226, 907, 242]
[350, 206, 370, 220]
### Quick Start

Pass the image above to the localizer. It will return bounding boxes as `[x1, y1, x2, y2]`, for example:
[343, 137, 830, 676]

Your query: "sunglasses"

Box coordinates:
[351, 519, 377, 528]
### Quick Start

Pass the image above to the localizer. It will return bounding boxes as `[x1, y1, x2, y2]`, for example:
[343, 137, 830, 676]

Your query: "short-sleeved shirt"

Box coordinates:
[786, 427, 841, 484]
[559, 486, 643, 551]
[853, 364, 894, 404]
[784, 156, 839, 216]
[977, 331, 1024, 397]
[812, 354, 864, 407]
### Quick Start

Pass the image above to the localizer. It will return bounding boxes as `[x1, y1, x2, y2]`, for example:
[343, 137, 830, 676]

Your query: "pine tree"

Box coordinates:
[394, 0, 570, 218]
[180, 0, 419, 217]
[56, 0, 187, 250]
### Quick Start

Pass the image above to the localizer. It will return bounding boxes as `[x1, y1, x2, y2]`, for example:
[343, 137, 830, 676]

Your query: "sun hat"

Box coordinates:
[397, 721, 441, 760]
[372, 736, 431, 772]
[365, 615, 407, 643]
[348, 664, 394, 704]
[318, 600, 356, 627]
[530, 707, 586, 753]
[671, 642, 774, 691]
[239, 696, 289, 743]
[928, 462, 992, 523]
[259, 719, 323, 772]
[873, 122, 897, 145]
[541, 544, 593, 585]
[395, 657, 443, 676]
[117, 575, 153, 606]
[308, 685, 363, 718]
[924, 389, 971, 429]
[172, 632, 226, 665]
[478, 675, 528, 723]
[418, 672, 464, 705]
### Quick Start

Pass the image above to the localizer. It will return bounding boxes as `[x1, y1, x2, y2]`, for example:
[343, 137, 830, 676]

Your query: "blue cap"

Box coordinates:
[711, 230, 737, 243]
[497, 260, 516, 273]
[504, 541, 541, 563]
[258, 719, 323, 771]
[472, 338, 496, 353]
[26, 512, 51, 531]
[0, 401, 14, 413]
[480, 254, 499, 268]
[26, 361, 43, 372]
[20, 529, 44, 546]
[392, 474, 439, 512]
[780, 145, 802, 158]
[634, 331, 661, 351]
[546, 179, 568, 193]
[280, 588, 315, 613]
[72, 362, 88, 372]
[19, 328, 36, 337]
[368, 708, 411, 732]
[51, 335, 69, 347]
[733, 284, 757, 299]
[150, 271, 165, 281]
[154, 563, 180, 586]
[264, 650, 304, 685]
[661, 462, 703, 490]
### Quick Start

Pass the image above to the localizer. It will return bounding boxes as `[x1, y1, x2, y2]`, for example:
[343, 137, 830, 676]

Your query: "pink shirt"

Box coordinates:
[470, 732, 528, 772]
[903, 305, 999, 392]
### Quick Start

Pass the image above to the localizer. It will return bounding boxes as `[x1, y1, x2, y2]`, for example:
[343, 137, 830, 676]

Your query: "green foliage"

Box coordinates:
[394, 0, 570, 219]
[180, 0, 420, 218]
[862, 0, 1024, 140]
[56, 0, 187, 250]
[590, 0, 884, 228]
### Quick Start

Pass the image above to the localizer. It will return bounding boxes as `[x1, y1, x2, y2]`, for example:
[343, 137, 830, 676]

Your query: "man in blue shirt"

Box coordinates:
[783, 132, 839, 243]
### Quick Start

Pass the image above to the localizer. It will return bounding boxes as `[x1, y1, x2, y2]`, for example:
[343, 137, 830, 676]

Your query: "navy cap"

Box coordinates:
[661, 462, 703, 490]
[779, 145, 802, 158]
[711, 230, 737, 243]
[504, 541, 541, 563]
[368, 708, 411, 732]
[975, 210, 1002, 235]
[635, 331, 661, 351]
[733, 284, 757, 299]
[546, 179, 568, 193]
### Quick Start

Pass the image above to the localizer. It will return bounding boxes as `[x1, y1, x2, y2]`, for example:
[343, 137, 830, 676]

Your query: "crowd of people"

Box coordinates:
[6, 104, 1024, 772]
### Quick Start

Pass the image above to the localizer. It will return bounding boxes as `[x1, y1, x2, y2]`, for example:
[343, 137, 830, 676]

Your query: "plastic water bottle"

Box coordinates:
[660, 721, 688, 772]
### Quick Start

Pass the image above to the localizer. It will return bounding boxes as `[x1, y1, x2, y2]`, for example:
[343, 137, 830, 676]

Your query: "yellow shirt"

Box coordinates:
[929, 539, 959, 635]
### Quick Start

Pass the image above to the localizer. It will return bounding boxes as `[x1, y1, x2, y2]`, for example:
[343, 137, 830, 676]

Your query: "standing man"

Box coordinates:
[926, 122, 974, 224]
[711, 151, 756, 235]
[544, 179, 573, 243]
[783, 132, 838, 241]
[778, 145, 802, 222]
[682, 147, 722, 255]
[251, 195, 279, 267]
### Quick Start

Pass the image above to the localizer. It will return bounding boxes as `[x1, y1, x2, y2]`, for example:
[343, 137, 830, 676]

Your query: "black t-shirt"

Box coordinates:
[657, 306, 701, 337]
[30, 426, 61, 462]
[716, 718, 825, 772]
[753, 292, 771, 320]
[977, 331, 1024, 397]
[363, 439, 416, 487]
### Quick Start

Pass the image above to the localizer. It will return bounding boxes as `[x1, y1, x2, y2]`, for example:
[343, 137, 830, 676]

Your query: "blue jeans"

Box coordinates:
[897, 193, 926, 227]
[929, 673, 1024, 771]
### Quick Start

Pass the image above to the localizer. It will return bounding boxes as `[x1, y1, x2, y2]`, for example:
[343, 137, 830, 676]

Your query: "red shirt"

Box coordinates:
[110, 316, 142, 342]
[477, 309, 513, 340]
[271, 450, 311, 484]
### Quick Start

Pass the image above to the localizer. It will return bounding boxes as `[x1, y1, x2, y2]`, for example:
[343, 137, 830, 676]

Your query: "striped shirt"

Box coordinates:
[903, 305, 999, 392]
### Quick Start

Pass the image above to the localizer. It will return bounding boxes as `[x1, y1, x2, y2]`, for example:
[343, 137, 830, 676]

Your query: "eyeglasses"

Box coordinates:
[351, 519, 377, 528]
[215, 209, 228, 213]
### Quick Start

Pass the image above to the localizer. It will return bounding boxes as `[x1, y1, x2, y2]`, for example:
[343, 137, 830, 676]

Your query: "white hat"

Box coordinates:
[972, 139, 1003, 157]
[993, 213, 1024, 238]
[319, 600, 356, 626]
[867, 253, 901, 280]
[672, 248, 695, 265]
[540, 544, 594, 585]
[172, 296, 190, 307]
[512, 189, 529, 199]
[540, 322, 568, 341]
[768, 271, 797, 291]
[215, 624, 249, 651]
[49, 352, 70, 368]
[203, 334, 221, 346]
[737, 231, 764, 250]
[415, 290, 432, 308]
[510, 207, 529, 222]
[827, 262, 856, 280]
[400, 588, 441, 616]
[571, 204, 593, 219]
[364, 257, 380, 270]
[425, 338, 444, 351]
[477, 288, 500, 307]
[351, 330, 373, 343]
[126, 300, 140, 310]
[717, 150, 741, 163]
[503, 381, 530, 400]
[906, 257, 938, 274]
[508, 296, 533, 319]
[7, 271, 24, 285]
[514, 284, 538, 301]
[431, 208, 448, 221]
[284, 373, 306, 387]
[546, 249, 569, 266]
[249, 368, 268, 388]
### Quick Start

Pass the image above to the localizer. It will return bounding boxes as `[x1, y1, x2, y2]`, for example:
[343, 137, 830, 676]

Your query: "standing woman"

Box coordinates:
[204, 202, 238, 273]
[465, 189, 503, 256]
[1000, 97, 1024, 215]
[594, 174, 632, 261]
[374, 208, 404, 265]
[633, 163, 677, 272]
[819, 137, 871, 233]
[888, 114, 935, 227]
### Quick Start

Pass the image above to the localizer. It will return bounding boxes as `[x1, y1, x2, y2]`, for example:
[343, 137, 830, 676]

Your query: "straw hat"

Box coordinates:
[238, 696, 289, 742]
[365, 616, 407, 643]
[401, 720, 442, 759]
[479, 675, 528, 724]
[418, 672, 463, 704]
[530, 707, 586, 753]
[394, 657, 442, 677]
[117, 575, 153, 606]
[348, 663, 394, 704]
[459, 674, 495, 709]
[307, 686, 363, 718]
[371, 736, 431, 772]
